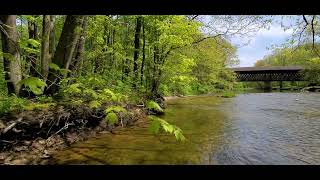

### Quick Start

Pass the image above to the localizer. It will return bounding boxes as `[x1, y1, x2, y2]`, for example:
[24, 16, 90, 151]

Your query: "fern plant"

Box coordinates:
[105, 112, 118, 125]
[102, 88, 127, 103]
[148, 115, 186, 141]
[88, 100, 101, 109]
[146, 100, 163, 113]
[104, 105, 128, 125]
[105, 105, 127, 114]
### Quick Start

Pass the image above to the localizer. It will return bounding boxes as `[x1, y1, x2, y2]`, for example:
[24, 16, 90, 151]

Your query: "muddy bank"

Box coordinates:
[0, 104, 146, 165]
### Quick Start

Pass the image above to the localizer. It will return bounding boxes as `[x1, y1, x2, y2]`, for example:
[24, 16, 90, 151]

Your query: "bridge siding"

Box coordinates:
[231, 66, 304, 72]
[231, 66, 304, 82]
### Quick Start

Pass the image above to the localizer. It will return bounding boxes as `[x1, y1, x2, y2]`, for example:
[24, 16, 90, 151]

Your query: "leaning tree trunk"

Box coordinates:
[70, 16, 88, 75]
[41, 15, 50, 81]
[0, 15, 22, 96]
[45, 15, 84, 95]
[133, 16, 142, 88]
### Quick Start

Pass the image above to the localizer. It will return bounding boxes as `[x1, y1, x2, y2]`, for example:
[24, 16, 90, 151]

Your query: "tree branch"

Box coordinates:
[298, 15, 309, 44]
[311, 15, 315, 48]
[191, 15, 199, 20]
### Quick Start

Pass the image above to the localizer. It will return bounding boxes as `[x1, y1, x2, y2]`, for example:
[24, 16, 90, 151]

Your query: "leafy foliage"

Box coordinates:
[146, 100, 163, 113]
[18, 77, 47, 95]
[89, 100, 101, 109]
[104, 105, 127, 126]
[105, 105, 127, 114]
[148, 115, 186, 141]
[105, 112, 118, 125]
[0, 95, 27, 115]
[49, 63, 61, 71]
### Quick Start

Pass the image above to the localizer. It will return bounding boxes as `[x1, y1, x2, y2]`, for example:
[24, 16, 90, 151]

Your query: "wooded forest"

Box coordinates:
[0, 15, 249, 151]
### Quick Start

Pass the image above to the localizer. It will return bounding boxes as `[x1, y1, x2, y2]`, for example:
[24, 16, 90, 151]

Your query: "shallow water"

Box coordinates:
[50, 92, 320, 165]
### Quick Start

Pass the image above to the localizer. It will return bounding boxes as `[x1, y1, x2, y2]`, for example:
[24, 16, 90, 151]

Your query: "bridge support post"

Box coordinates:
[264, 81, 272, 91]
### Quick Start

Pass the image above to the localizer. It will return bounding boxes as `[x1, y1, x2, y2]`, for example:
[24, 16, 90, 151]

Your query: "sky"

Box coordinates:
[229, 16, 295, 67]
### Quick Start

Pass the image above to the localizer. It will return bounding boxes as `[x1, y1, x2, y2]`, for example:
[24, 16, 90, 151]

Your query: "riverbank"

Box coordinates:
[0, 103, 146, 165]
[48, 95, 227, 165]
[0, 92, 232, 165]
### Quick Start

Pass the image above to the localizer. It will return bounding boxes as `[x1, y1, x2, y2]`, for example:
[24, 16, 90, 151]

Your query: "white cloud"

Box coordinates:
[231, 23, 294, 67]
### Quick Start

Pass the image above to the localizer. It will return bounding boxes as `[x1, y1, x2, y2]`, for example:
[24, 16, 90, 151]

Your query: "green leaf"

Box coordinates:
[89, 100, 101, 109]
[105, 105, 127, 114]
[146, 100, 163, 112]
[63, 83, 82, 95]
[49, 63, 61, 71]
[18, 77, 47, 95]
[161, 122, 174, 133]
[27, 39, 41, 48]
[149, 120, 161, 134]
[0, 52, 16, 61]
[147, 115, 185, 141]
[105, 112, 118, 125]
[84, 89, 99, 99]
[174, 129, 186, 141]
[60, 69, 72, 77]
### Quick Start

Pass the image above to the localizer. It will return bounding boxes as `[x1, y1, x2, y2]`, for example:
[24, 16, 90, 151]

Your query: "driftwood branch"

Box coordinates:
[2, 117, 23, 134]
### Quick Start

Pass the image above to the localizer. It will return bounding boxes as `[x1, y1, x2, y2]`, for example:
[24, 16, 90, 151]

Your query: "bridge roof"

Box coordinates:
[230, 66, 304, 72]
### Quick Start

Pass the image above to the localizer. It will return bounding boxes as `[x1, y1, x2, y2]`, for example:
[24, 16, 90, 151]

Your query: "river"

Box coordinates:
[50, 92, 320, 165]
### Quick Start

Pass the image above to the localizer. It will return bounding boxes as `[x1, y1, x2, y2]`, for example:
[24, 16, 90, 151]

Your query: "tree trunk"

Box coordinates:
[70, 16, 88, 74]
[27, 15, 39, 77]
[45, 15, 84, 95]
[0, 15, 22, 96]
[133, 16, 142, 88]
[41, 15, 50, 81]
[123, 22, 130, 78]
[151, 44, 160, 96]
[140, 19, 145, 85]
[49, 15, 56, 59]
[112, 28, 115, 67]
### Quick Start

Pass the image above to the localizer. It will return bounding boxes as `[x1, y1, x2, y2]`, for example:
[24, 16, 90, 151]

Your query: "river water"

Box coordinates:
[50, 92, 320, 165]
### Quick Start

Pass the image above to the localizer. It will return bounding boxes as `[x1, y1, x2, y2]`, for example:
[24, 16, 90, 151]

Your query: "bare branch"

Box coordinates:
[303, 15, 309, 25]
[298, 15, 309, 44]
[191, 15, 199, 20]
